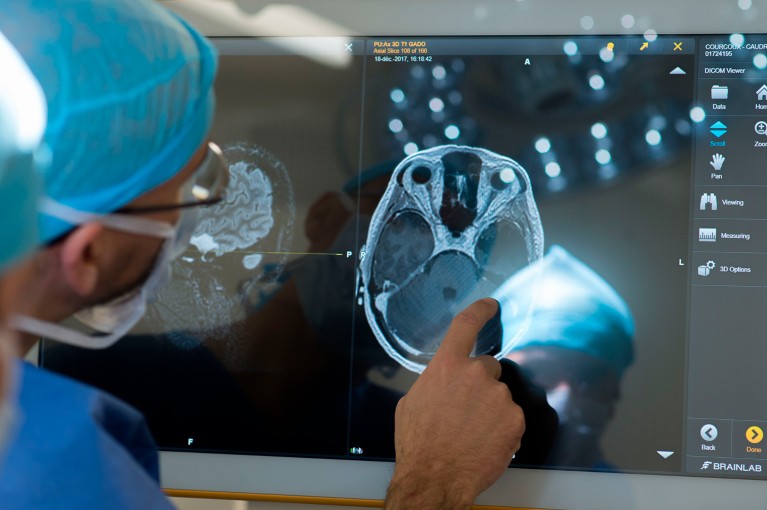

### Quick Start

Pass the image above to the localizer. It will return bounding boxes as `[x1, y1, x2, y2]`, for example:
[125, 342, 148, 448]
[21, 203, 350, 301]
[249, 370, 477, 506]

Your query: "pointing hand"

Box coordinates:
[385, 299, 525, 510]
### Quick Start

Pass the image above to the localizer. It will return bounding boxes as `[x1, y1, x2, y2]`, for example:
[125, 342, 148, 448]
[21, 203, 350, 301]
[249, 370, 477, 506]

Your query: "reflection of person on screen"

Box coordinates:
[503, 246, 635, 469]
[0, 2, 527, 509]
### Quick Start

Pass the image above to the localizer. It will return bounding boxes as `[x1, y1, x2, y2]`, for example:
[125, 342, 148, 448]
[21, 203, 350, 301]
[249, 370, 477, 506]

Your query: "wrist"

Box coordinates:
[385, 465, 476, 510]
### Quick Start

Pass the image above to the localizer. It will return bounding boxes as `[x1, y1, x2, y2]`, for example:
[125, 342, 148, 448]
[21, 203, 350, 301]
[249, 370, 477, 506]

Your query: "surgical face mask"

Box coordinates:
[12, 199, 198, 349]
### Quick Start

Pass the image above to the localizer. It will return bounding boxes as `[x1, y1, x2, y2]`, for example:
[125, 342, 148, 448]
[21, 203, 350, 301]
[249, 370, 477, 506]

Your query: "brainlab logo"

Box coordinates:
[701, 461, 762, 472]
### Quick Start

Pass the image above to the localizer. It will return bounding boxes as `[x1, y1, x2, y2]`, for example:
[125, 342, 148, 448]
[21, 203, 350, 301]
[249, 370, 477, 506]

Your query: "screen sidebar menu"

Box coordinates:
[686, 36, 767, 478]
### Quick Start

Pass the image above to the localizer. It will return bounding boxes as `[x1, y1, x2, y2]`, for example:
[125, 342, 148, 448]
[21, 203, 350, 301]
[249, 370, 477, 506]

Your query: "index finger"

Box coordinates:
[434, 298, 499, 360]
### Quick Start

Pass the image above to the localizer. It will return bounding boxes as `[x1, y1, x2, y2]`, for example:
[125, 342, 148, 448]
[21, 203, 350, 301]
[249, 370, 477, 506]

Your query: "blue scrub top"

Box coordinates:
[0, 362, 175, 510]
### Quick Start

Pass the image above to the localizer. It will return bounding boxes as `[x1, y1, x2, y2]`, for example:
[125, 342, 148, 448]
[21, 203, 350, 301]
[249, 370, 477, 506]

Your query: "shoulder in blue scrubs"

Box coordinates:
[0, 363, 175, 510]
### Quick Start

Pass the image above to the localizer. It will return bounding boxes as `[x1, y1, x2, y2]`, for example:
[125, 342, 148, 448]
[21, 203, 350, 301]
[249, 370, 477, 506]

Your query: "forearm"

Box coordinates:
[384, 467, 475, 510]
[384, 299, 524, 510]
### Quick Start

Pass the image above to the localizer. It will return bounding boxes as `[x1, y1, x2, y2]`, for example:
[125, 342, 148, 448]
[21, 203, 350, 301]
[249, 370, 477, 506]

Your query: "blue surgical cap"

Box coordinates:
[498, 245, 635, 376]
[0, 0, 218, 242]
[0, 31, 45, 270]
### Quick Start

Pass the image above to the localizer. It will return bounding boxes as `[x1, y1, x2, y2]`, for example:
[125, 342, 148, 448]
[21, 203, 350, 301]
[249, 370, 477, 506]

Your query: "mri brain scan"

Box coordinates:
[360, 145, 544, 373]
[140, 143, 295, 355]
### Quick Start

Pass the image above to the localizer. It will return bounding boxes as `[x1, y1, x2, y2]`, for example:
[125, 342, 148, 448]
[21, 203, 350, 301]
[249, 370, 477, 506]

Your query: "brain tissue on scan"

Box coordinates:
[142, 143, 294, 348]
[360, 145, 544, 373]
[190, 159, 274, 267]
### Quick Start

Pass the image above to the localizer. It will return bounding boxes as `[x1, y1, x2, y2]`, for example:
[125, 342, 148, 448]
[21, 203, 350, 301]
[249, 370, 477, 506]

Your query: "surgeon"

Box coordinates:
[0, 30, 46, 468]
[0, 1, 524, 509]
[0, 2, 221, 506]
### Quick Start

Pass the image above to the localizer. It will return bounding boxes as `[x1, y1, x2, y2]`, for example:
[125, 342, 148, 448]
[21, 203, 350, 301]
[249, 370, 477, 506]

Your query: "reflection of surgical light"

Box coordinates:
[754, 53, 767, 70]
[599, 165, 618, 180]
[483, 49, 690, 198]
[563, 41, 578, 56]
[379, 51, 691, 200]
[645, 129, 662, 146]
[599, 48, 615, 63]
[591, 123, 608, 139]
[447, 90, 462, 105]
[192, 185, 211, 200]
[675, 119, 692, 136]
[389, 119, 404, 133]
[739, 0, 753, 10]
[545, 161, 562, 178]
[621, 14, 636, 29]
[589, 74, 606, 91]
[444, 125, 460, 140]
[649, 115, 667, 130]
[580, 16, 594, 30]
[595, 149, 612, 165]
[411, 66, 426, 79]
[547, 178, 567, 193]
[500, 168, 516, 183]
[690, 107, 706, 123]
[644, 29, 658, 42]
[429, 97, 445, 113]
[422, 134, 438, 148]
[535, 137, 552, 153]
[730, 33, 746, 47]
[381, 58, 475, 161]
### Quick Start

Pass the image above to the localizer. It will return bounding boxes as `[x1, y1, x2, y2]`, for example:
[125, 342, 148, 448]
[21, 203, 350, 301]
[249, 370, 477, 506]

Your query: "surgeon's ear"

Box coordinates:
[59, 223, 104, 297]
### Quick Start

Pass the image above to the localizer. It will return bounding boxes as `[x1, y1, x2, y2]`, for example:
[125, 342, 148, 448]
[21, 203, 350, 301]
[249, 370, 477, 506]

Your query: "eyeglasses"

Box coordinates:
[119, 142, 230, 214]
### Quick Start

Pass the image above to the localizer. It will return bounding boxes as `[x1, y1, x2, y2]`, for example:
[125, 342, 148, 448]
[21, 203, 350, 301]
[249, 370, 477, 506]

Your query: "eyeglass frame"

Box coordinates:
[118, 141, 230, 214]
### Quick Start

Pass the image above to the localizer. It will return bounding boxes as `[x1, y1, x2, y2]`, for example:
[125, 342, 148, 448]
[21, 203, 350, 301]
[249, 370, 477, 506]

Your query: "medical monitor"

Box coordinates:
[39, 1, 767, 508]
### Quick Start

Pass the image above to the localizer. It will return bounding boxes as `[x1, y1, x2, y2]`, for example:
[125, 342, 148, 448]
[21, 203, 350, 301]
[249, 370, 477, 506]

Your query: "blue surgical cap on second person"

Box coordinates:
[0, 31, 45, 270]
[0, 0, 218, 242]
[496, 245, 635, 377]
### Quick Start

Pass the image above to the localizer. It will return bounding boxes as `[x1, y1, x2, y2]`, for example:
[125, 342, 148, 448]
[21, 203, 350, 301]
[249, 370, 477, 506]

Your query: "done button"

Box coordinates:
[747, 426, 764, 444]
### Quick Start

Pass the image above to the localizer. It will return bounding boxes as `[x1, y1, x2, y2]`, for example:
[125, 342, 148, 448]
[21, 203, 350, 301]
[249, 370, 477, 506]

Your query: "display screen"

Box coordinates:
[40, 34, 767, 479]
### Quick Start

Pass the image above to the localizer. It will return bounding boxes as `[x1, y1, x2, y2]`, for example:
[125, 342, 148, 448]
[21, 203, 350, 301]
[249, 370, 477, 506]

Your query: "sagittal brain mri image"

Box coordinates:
[142, 142, 295, 347]
[360, 145, 544, 373]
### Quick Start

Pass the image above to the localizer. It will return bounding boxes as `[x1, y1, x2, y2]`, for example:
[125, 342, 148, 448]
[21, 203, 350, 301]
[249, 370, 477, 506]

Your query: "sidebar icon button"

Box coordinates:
[701, 424, 719, 441]
[710, 153, 725, 171]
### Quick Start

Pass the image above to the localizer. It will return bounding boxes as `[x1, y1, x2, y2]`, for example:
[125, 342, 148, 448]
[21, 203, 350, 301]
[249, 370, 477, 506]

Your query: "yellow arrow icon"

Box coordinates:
[747, 426, 763, 444]
[640, 42, 649, 51]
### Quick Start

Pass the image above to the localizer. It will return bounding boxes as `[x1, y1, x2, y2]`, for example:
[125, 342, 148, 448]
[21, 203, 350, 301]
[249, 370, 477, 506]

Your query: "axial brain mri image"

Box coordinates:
[360, 145, 544, 373]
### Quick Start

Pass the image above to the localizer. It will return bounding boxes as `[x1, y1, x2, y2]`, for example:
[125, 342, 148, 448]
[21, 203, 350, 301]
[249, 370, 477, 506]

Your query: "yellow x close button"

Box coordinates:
[746, 426, 763, 444]
[674, 42, 683, 51]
